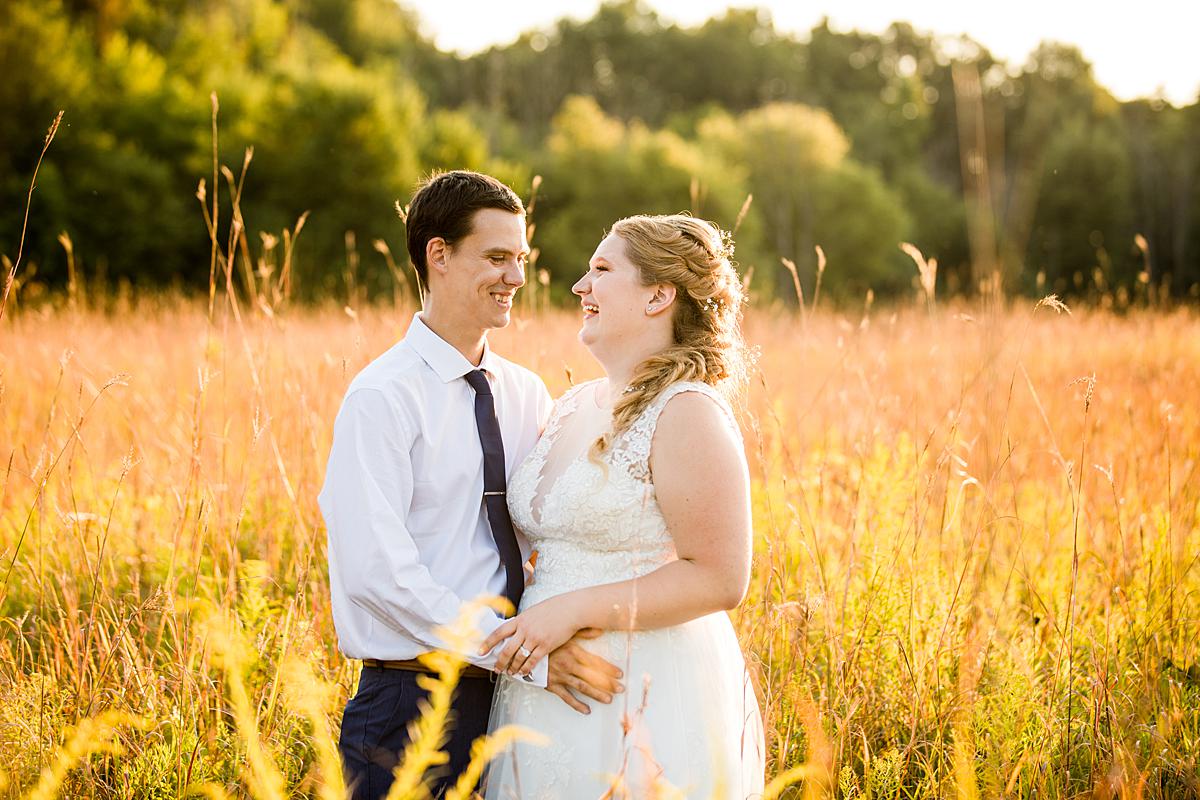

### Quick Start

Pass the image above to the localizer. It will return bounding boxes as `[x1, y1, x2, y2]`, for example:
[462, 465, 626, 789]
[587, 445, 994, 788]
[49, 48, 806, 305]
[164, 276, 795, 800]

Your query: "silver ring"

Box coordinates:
[518, 646, 532, 658]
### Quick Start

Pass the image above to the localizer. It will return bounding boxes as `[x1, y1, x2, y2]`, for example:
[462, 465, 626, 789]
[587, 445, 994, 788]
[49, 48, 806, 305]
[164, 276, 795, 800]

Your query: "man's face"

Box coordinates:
[436, 208, 529, 330]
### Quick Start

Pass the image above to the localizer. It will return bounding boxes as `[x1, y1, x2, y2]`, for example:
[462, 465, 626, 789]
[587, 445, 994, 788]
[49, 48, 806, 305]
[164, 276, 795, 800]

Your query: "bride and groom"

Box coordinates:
[319, 170, 764, 799]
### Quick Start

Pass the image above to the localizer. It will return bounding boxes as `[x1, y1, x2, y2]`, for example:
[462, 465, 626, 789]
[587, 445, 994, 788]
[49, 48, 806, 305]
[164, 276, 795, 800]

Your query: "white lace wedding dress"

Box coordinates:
[484, 380, 765, 800]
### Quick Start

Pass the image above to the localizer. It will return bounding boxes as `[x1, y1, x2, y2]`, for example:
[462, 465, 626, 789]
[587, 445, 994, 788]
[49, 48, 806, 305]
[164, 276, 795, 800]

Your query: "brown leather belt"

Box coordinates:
[361, 657, 491, 680]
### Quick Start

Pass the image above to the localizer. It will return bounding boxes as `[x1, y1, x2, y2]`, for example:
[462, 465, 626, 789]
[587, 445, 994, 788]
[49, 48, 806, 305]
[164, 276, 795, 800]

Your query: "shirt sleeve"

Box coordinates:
[320, 387, 548, 687]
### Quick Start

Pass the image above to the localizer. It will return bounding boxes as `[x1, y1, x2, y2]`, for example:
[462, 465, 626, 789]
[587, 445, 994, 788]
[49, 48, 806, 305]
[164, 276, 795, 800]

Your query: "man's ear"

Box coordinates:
[645, 283, 677, 316]
[426, 237, 450, 278]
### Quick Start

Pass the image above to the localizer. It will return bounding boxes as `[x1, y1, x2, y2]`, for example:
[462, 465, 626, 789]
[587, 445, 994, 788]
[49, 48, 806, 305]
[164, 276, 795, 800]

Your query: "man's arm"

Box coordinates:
[321, 387, 548, 686]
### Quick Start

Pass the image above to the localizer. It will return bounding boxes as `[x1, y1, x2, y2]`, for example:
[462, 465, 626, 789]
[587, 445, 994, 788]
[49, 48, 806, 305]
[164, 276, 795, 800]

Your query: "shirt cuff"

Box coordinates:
[479, 638, 548, 689]
[469, 608, 550, 689]
[526, 653, 549, 688]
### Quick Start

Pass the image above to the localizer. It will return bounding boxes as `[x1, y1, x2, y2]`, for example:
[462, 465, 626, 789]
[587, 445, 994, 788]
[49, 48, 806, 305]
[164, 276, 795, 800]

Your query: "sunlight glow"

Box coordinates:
[407, 0, 1199, 105]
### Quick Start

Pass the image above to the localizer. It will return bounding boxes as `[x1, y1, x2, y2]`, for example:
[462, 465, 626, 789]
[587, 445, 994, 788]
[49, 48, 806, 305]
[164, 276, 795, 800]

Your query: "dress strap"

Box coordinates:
[610, 381, 739, 482]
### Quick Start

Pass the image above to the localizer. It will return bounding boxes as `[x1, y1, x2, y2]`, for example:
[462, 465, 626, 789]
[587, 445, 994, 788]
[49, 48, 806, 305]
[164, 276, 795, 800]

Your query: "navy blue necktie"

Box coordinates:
[463, 369, 524, 614]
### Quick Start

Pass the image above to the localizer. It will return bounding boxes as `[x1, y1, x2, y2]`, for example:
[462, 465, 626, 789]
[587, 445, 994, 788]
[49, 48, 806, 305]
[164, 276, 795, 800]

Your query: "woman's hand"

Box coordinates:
[480, 593, 590, 677]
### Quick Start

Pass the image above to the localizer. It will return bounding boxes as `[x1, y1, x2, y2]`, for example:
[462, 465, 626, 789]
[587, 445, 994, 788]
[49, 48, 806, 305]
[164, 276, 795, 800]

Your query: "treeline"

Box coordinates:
[2, 0, 1198, 303]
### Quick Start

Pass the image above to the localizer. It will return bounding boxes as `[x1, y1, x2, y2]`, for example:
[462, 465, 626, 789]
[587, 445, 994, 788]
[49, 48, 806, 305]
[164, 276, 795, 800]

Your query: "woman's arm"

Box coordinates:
[481, 391, 753, 676]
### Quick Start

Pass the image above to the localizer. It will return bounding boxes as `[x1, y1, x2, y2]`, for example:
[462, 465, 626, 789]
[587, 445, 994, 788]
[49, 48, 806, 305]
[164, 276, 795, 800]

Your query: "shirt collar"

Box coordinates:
[405, 313, 499, 383]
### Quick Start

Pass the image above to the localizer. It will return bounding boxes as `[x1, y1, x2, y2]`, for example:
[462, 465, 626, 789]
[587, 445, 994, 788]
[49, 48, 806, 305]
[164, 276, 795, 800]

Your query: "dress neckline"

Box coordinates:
[589, 379, 612, 410]
[527, 380, 604, 526]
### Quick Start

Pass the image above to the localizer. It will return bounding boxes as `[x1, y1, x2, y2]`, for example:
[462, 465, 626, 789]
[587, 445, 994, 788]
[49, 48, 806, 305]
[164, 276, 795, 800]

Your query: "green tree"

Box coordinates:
[1027, 115, 1135, 293]
[1, 0, 206, 287]
[3, 0, 1197, 303]
[1012, 44, 1138, 294]
[1123, 99, 1199, 295]
[700, 103, 910, 298]
[797, 21, 969, 284]
[533, 96, 753, 293]
[235, 61, 426, 296]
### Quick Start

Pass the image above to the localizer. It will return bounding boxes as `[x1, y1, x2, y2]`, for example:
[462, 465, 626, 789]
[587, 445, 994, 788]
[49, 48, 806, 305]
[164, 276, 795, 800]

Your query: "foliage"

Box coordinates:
[698, 102, 910, 298]
[533, 96, 752, 291]
[2, 0, 1199, 302]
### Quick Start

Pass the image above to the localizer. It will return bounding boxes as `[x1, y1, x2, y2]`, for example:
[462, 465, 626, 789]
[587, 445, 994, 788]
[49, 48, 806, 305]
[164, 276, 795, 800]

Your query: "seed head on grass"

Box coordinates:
[781, 258, 805, 320]
[1035, 294, 1071, 315]
[812, 245, 827, 311]
[733, 194, 754, 236]
[900, 242, 937, 309]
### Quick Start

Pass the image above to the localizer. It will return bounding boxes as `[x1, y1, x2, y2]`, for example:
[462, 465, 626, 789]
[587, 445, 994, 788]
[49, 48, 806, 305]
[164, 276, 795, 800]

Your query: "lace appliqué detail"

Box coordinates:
[606, 381, 740, 484]
[506, 380, 740, 603]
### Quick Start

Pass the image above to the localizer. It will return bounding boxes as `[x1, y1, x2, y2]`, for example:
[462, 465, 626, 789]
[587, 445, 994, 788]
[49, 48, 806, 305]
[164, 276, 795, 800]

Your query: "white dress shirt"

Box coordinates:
[319, 313, 553, 686]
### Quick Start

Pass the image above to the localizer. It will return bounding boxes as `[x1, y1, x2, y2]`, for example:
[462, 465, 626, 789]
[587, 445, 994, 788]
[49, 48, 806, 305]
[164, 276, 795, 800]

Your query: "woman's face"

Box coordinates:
[571, 233, 661, 355]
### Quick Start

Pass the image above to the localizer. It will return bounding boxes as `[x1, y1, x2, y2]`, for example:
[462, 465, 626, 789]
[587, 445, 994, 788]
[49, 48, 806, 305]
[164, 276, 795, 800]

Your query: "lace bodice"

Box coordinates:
[507, 379, 739, 606]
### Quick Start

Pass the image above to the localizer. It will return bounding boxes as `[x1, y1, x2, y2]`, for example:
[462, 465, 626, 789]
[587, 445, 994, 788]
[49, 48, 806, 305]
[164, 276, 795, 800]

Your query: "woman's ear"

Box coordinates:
[645, 283, 677, 316]
[426, 237, 450, 277]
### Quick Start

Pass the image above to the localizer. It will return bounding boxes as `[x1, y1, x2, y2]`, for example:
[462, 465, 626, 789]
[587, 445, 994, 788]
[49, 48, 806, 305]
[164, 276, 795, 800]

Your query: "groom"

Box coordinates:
[319, 171, 623, 799]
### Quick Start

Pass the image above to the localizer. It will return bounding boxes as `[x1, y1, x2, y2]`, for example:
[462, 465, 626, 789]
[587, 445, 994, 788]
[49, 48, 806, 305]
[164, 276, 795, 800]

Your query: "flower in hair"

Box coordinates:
[717, 229, 736, 261]
[702, 296, 723, 313]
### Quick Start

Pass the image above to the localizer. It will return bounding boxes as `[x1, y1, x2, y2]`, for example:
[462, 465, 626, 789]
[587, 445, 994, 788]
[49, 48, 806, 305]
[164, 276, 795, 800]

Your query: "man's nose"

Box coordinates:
[504, 258, 526, 288]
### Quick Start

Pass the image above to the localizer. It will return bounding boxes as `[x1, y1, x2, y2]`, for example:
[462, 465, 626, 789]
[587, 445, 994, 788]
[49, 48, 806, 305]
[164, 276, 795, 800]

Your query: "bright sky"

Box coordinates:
[405, 0, 1200, 106]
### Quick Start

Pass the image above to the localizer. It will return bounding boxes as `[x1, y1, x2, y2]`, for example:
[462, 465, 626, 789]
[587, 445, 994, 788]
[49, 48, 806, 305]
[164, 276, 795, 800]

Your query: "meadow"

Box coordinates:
[0, 289, 1197, 798]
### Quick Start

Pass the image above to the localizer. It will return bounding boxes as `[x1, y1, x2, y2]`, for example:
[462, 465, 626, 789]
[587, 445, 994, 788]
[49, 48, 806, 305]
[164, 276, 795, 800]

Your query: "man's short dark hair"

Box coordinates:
[404, 171, 525, 291]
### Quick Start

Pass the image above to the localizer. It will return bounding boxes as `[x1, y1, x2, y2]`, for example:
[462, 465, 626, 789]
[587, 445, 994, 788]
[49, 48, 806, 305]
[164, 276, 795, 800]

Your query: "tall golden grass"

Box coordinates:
[1, 285, 1197, 797]
[0, 100, 1196, 799]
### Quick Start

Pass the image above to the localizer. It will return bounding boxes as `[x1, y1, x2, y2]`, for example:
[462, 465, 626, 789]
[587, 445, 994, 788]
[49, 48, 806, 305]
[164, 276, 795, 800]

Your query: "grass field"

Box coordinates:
[0, 294, 1197, 798]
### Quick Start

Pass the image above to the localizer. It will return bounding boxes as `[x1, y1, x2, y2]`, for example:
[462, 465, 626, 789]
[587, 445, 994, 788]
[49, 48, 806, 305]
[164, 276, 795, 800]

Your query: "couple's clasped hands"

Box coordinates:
[481, 594, 623, 714]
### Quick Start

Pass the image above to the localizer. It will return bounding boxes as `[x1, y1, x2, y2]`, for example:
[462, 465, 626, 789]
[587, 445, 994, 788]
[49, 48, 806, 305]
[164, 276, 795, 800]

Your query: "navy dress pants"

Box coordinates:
[339, 666, 496, 799]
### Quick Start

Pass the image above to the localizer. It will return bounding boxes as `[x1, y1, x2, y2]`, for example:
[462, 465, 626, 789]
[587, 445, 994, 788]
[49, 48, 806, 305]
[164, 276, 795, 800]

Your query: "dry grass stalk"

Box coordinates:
[1, 110, 63, 323]
[812, 245, 827, 312]
[900, 241, 938, 311]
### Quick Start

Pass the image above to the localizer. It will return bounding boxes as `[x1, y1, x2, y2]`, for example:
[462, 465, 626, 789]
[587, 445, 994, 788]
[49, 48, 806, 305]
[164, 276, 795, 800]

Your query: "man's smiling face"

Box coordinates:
[438, 208, 529, 330]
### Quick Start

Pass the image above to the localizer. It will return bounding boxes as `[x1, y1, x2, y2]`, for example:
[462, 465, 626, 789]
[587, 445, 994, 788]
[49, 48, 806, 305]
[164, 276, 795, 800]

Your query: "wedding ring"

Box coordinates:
[518, 646, 532, 658]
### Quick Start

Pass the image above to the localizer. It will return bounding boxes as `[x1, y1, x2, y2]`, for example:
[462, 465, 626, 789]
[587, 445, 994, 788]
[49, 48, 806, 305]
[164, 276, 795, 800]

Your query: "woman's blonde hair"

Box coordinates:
[591, 213, 748, 459]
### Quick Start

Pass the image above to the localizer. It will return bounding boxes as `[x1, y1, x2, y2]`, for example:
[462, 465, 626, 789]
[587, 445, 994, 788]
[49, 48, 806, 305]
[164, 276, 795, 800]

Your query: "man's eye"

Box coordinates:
[490, 256, 506, 264]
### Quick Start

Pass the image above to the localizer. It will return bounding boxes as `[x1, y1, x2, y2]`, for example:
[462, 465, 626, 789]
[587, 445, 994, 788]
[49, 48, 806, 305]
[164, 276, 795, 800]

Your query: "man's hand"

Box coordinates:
[545, 629, 624, 714]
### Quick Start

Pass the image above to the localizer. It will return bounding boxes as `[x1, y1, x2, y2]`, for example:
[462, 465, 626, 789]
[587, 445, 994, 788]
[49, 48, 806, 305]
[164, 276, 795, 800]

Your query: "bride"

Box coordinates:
[480, 214, 765, 798]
